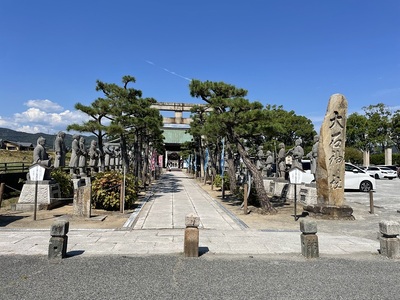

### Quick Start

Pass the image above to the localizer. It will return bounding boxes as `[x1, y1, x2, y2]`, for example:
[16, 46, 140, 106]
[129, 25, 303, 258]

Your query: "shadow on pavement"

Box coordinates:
[199, 246, 209, 256]
[0, 215, 27, 226]
[66, 250, 85, 258]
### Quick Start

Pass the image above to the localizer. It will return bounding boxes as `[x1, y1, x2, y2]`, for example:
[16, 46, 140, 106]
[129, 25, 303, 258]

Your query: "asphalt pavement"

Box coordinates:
[2, 255, 400, 300]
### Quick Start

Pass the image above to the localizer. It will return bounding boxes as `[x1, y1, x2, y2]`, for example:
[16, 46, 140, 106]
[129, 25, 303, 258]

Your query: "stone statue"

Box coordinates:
[277, 143, 286, 178]
[53, 131, 67, 168]
[291, 138, 304, 169]
[113, 146, 121, 170]
[78, 136, 87, 176]
[265, 150, 274, 177]
[89, 140, 100, 174]
[69, 134, 81, 176]
[103, 144, 113, 170]
[33, 136, 52, 180]
[33, 136, 52, 167]
[256, 146, 264, 171]
[306, 135, 319, 178]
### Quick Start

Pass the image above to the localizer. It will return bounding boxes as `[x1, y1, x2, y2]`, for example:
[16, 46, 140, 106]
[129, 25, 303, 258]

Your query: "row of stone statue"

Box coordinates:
[256, 135, 319, 179]
[33, 131, 122, 178]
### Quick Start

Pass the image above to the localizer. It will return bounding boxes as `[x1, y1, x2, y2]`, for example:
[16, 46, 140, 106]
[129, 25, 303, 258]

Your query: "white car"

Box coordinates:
[365, 166, 397, 180]
[301, 161, 376, 192]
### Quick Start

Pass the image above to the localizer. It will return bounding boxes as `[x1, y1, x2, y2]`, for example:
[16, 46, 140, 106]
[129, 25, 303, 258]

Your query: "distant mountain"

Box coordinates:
[0, 127, 95, 150]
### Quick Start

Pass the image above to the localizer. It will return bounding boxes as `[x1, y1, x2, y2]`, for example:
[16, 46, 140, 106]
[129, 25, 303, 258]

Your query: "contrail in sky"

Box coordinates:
[145, 60, 192, 81]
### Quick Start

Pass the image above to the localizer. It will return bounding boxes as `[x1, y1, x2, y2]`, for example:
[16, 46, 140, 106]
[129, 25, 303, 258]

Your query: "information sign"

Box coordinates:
[289, 167, 304, 184]
[29, 164, 45, 181]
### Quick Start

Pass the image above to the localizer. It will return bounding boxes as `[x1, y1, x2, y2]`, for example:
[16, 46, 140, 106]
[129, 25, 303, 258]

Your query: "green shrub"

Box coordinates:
[213, 174, 230, 190]
[370, 153, 385, 165]
[235, 181, 260, 207]
[92, 171, 137, 210]
[393, 153, 400, 165]
[51, 168, 73, 198]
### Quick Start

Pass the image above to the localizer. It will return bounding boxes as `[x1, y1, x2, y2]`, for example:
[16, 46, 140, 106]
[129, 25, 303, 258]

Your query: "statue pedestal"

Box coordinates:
[16, 180, 61, 211]
[264, 178, 288, 198]
[303, 205, 354, 220]
[299, 183, 318, 206]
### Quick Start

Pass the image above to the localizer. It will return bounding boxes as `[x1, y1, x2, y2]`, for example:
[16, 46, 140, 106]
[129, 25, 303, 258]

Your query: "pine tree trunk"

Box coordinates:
[236, 140, 275, 213]
[226, 149, 237, 194]
[142, 141, 149, 187]
[97, 132, 105, 172]
[120, 134, 130, 173]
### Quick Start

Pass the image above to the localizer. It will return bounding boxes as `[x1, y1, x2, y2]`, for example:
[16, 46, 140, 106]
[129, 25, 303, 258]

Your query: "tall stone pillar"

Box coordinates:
[304, 94, 353, 219]
[363, 150, 370, 167]
[385, 148, 392, 165]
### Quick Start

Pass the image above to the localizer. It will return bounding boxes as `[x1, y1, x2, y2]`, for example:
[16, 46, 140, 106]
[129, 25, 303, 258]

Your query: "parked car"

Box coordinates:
[344, 163, 376, 191]
[365, 166, 397, 180]
[301, 161, 376, 192]
[377, 165, 400, 178]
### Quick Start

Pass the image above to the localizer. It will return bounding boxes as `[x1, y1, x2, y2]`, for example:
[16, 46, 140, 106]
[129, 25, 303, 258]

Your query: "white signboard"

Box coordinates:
[289, 167, 304, 184]
[29, 164, 45, 181]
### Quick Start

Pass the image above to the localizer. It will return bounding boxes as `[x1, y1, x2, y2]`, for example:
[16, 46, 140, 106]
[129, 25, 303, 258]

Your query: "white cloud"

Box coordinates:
[0, 101, 89, 134]
[14, 108, 48, 123]
[0, 117, 7, 126]
[15, 125, 44, 134]
[24, 99, 64, 113]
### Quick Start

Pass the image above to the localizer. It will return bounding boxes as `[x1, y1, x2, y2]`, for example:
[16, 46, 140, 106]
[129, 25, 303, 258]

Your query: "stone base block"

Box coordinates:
[184, 227, 199, 257]
[299, 183, 317, 206]
[301, 234, 319, 258]
[303, 205, 354, 220]
[48, 236, 68, 259]
[17, 182, 61, 211]
[264, 178, 288, 198]
[379, 236, 400, 258]
[15, 203, 49, 211]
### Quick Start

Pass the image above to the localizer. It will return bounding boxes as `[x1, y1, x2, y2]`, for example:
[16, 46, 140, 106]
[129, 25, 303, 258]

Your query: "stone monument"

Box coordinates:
[304, 94, 353, 219]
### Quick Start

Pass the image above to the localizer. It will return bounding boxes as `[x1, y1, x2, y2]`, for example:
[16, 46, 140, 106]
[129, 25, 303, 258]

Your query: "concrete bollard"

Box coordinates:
[184, 213, 200, 257]
[379, 221, 400, 258]
[48, 219, 69, 259]
[300, 219, 319, 258]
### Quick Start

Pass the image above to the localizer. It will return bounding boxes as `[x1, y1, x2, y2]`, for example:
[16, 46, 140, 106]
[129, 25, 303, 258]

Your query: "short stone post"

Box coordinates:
[184, 213, 200, 257]
[73, 183, 91, 218]
[48, 220, 69, 259]
[300, 219, 319, 258]
[379, 221, 400, 259]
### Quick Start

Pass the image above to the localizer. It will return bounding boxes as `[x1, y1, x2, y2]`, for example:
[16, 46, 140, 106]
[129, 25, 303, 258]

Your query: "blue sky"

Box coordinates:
[0, 0, 399, 135]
